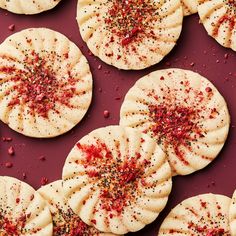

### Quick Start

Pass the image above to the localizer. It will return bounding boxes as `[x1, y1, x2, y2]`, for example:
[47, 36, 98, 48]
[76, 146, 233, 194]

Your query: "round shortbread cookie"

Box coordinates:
[120, 69, 230, 175]
[229, 190, 236, 236]
[38, 180, 116, 236]
[76, 0, 183, 70]
[0, 0, 61, 15]
[62, 125, 172, 234]
[158, 193, 231, 235]
[181, 0, 198, 16]
[198, 0, 236, 51]
[0, 28, 93, 138]
[0, 176, 53, 235]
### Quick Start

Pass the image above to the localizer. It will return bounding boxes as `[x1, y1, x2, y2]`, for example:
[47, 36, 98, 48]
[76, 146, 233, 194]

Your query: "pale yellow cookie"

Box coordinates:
[120, 68, 230, 176]
[181, 0, 198, 15]
[198, 0, 236, 51]
[229, 190, 236, 236]
[77, 0, 183, 70]
[0, 176, 53, 235]
[0, 28, 93, 138]
[158, 193, 231, 235]
[62, 125, 172, 234]
[0, 0, 61, 14]
[38, 180, 116, 236]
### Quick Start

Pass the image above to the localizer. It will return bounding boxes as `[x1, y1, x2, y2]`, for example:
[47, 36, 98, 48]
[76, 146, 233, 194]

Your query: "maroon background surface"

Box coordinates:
[0, 1, 236, 235]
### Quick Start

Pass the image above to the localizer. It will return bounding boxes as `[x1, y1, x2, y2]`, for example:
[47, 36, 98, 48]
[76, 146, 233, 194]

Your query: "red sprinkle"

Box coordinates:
[8, 24, 15, 31]
[2, 137, 12, 142]
[5, 162, 13, 168]
[40, 177, 48, 186]
[22, 172, 27, 179]
[38, 155, 46, 161]
[103, 110, 110, 118]
[91, 219, 96, 225]
[205, 87, 212, 93]
[8, 146, 15, 155]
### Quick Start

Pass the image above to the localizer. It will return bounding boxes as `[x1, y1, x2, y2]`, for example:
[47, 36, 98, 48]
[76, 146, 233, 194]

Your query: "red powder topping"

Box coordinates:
[53, 209, 101, 236]
[77, 142, 150, 215]
[148, 104, 202, 163]
[105, 0, 158, 46]
[0, 51, 78, 118]
[213, 14, 236, 37]
[188, 221, 227, 236]
[0, 215, 27, 236]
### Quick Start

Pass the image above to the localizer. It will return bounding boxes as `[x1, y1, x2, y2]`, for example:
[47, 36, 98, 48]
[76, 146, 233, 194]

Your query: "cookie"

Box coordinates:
[229, 190, 236, 236]
[198, 0, 236, 51]
[0, 0, 61, 14]
[181, 0, 198, 16]
[158, 193, 231, 235]
[0, 176, 53, 235]
[62, 125, 172, 234]
[0, 28, 93, 138]
[38, 180, 116, 236]
[120, 68, 230, 175]
[77, 0, 183, 70]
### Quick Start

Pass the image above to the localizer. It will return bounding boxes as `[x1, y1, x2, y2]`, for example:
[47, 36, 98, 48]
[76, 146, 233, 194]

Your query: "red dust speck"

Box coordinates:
[205, 87, 212, 93]
[8, 24, 15, 31]
[40, 177, 48, 186]
[5, 162, 13, 168]
[22, 172, 27, 179]
[8, 146, 15, 155]
[38, 155, 46, 161]
[103, 110, 110, 118]
[91, 219, 96, 224]
[190, 62, 195, 67]
[2, 137, 12, 142]
[98, 65, 102, 70]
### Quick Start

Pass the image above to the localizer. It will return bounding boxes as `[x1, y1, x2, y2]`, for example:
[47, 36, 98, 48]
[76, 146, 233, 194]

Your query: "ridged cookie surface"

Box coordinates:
[120, 69, 230, 175]
[229, 190, 236, 236]
[62, 125, 172, 234]
[0, 176, 53, 235]
[158, 193, 231, 235]
[38, 180, 116, 236]
[0, 0, 61, 14]
[77, 0, 183, 70]
[0, 28, 93, 138]
[198, 0, 236, 51]
[181, 0, 198, 15]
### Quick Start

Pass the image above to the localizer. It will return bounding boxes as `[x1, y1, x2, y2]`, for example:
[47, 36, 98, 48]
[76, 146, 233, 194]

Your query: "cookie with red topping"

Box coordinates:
[77, 0, 183, 70]
[38, 180, 117, 236]
[198, 0, 236, 51]
[0, 0, 61, 14]
[62, 125, 172, 234]
[158, 193, 231, 236]
[0, 28, 93, 138]
[0, 176, 53, 235]
[120, 69, 230, 175]
[181, 0, 198, 15]
[229, 189, 236, 236]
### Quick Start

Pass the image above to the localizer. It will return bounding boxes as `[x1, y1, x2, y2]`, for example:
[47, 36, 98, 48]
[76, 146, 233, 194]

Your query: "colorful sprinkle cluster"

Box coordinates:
[104, 0, 159, 45]
[76, 141, 150, 215]
[1, 50, 78, 118]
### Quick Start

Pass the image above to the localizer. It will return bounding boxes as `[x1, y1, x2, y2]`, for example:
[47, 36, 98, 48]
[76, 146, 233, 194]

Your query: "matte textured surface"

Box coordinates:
[0, 1, 236, 235]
